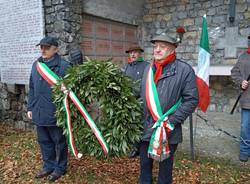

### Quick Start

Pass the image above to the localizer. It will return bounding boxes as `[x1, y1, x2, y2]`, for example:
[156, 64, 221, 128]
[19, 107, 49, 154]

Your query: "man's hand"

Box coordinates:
[27, 111, 32, 119]
[241, 80, 249, 90]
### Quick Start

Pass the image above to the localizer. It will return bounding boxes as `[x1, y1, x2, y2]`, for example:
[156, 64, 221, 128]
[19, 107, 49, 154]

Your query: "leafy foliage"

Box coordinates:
[1, 124, 250, 183]
[53, 59, 143, 158]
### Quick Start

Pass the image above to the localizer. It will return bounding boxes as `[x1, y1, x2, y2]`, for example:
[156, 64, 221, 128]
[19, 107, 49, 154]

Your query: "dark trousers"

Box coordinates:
[37, 126, 68, 175]
[139, 141, 178, 184]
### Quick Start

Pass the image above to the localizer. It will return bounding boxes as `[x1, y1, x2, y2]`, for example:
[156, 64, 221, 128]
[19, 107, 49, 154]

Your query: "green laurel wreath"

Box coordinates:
[53, 59, 143, 158]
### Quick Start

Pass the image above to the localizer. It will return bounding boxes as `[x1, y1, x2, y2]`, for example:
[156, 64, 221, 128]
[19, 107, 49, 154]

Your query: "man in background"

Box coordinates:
[231, 35, 250, 162]
[122, 45, 149, 158]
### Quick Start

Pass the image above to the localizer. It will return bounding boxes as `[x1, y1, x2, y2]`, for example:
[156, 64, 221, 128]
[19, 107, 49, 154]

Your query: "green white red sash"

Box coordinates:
[146, 64, 181, 161]
[36, 62, 109, 158]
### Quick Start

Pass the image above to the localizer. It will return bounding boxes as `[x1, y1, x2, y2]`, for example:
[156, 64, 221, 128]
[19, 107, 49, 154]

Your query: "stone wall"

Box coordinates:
[0, 84, 33, 129]
[0, 0, 84, 128]
[44, 0, 83, 57]
[142, 0, 250, 64]
[82, 0, 145, 25]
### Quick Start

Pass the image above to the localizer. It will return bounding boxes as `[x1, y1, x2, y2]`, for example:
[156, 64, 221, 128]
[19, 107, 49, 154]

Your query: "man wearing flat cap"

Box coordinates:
[123, 45, 149, 83]
[122, 45, 149, 158]
[139, 32, 198, 184]
[231, 35, 250, 162]
[27, 36, 70, 182]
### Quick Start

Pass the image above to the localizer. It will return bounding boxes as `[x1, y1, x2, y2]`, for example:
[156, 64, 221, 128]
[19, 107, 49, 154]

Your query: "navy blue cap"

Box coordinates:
[36, 36, 58, 47]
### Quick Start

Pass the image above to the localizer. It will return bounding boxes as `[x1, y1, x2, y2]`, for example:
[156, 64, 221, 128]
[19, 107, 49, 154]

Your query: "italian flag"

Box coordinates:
[196, 15, 210, 112]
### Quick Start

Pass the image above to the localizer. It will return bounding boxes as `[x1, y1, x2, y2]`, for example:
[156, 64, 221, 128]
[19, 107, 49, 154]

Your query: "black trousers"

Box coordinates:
[37, 126, 68, 175]
[139, 141, 178, 184]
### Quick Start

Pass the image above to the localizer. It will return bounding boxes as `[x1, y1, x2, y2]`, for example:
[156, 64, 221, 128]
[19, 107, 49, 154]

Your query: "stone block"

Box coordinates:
[177, 5, 186, 11]
[239, 27, 250, 36]
[198, 10, 206, 16]
[212, 15, 226, 24]
[24, 85, 29, 94]
[184, 31, 198, 39]
[56, 12, 66, 20]
[143, 15, 154, 22]
[46, 7, 55, 14]
[236, 4, 248, 12]
[188, 10, 198, 18]
[211, 0, 223, 7]
[44, 0, 52, 7]
[147, 0, 158, 3]
[186, 4, 194, 10]
[191, 53, 198, 60]
[194, 3, 202, 9]
[153, 2, 164, 8]
[162, 14, 171, 22]
[169, 7, 176, 13]
[178, 12, 188, 19]
[244, 11, 250, 19]
[55, 5, 65, 12]
[144, 4, 153, 9]
[207, 7, 216, 16]
[216, 5, 228, 15]
[149, 8, 158, 15]
[7, 84, 17, 94]
[54, 21, 64, 32]
[158, 7, 166, 14]
[202, 1, 211, 8]
[176, 45, 186, 53]
[46, 24, 54, 33]
[225, 59, 238, 65]
[11, 101, 21, 111]
[195, 17, 203, 25]
[183, 18, 194, 26]
[46, 14, 56, 24]
[0, 90, 8, 99]
[52, 0, 63, 5]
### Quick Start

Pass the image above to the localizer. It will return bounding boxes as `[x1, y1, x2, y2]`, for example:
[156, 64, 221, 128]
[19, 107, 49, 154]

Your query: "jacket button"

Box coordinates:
[39, 78, 42, 80]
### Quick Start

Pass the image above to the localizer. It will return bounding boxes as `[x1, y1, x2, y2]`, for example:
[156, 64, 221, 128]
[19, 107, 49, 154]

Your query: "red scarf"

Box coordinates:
[247, 47, 250, 54]
[154, 52, 176, 83]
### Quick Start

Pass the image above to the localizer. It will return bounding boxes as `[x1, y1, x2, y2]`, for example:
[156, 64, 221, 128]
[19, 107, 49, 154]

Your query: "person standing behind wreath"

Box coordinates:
[231, 35, 250, 162]
[121, 45, 149, 158]
[139, 32, 198, 184]
[27, 36, 70, 182]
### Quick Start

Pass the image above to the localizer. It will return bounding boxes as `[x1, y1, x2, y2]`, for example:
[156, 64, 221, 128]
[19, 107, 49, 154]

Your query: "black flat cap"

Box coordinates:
[36, 36, 58, 47]
[125, 45, 144, 53]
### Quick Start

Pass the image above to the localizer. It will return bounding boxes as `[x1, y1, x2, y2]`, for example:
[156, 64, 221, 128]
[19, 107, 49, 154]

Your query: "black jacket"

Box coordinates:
[122, 60, 149, 82]
[27, 54, 70, 126]
[122, 60, 149, 96]
[140, 59, 199, 143]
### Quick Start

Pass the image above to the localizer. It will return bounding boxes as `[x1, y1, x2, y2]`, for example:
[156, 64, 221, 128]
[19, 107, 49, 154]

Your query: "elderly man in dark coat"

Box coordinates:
[27, 36, 70, 182]
[139, 32, 198, 184]
[122, 45, 149, 158]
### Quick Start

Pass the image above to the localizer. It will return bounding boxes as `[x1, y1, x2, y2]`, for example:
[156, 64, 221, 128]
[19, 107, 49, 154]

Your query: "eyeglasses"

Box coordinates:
[40, 45, 51, 50]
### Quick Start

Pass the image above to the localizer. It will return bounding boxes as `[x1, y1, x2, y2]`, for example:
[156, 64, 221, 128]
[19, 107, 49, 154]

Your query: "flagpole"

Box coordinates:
[189, 114, 195, 160]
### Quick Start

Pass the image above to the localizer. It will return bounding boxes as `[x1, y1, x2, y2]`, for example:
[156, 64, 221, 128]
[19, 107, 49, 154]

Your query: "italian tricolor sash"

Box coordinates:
[36, 62, 109, 158]
[146, 65, 181, 161]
